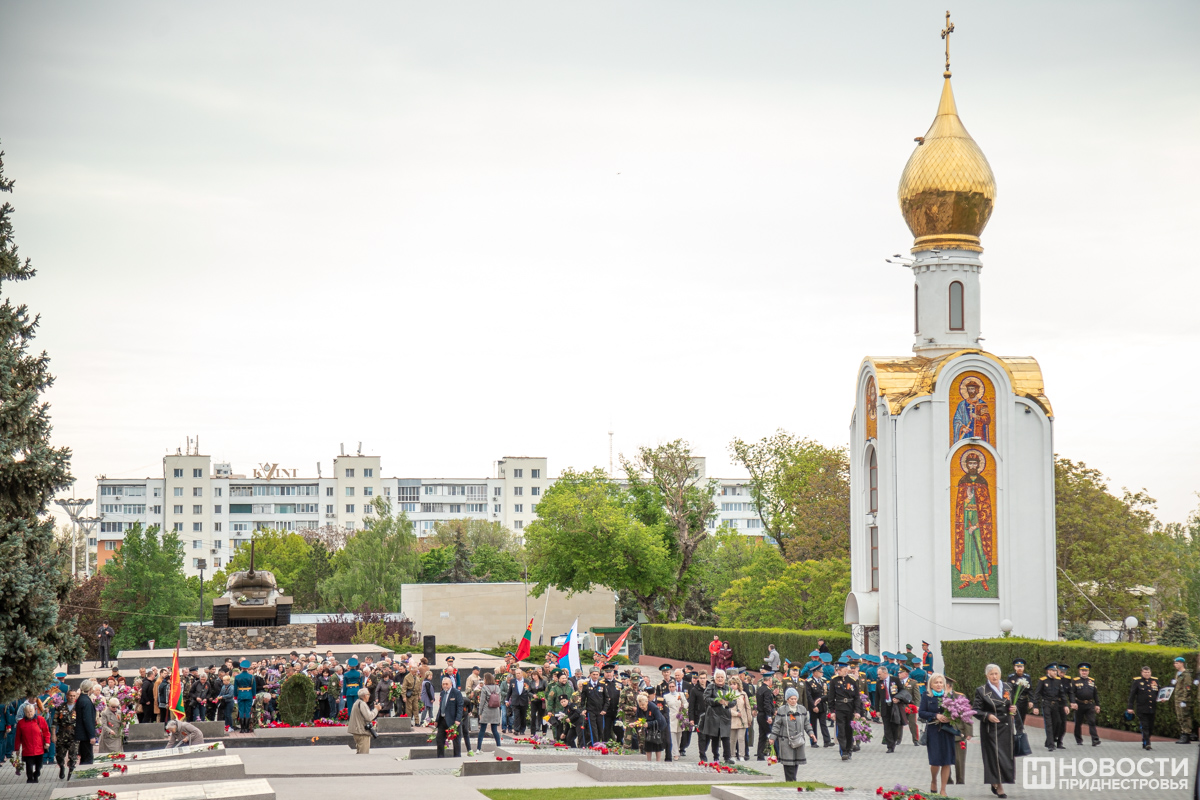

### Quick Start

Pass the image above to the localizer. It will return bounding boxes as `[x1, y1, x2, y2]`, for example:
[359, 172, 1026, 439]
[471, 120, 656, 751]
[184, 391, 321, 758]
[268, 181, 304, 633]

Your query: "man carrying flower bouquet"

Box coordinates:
[1005, 659, 1032, 731]
[436, 676, 463, 757]
[877, 666, 912, 753]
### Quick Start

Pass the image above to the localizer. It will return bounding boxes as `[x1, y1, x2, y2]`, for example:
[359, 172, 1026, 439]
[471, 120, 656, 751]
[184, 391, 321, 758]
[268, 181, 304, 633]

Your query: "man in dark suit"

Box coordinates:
[601, 666, 621, 741]
[436, 675, 463, 757]
[96, 622, 115, 668]
[581, 668, 607, 745]
[876, 666, 911, 753]
[506, 667, 531, 736]
[755, 671, 777, 760]
[75, 686, 97, 765]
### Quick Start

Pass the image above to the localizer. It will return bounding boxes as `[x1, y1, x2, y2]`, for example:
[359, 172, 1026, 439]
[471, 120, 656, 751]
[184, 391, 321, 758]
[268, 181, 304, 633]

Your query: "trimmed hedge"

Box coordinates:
[642, 624, 851, 672]
[941, 638, 1198, 737]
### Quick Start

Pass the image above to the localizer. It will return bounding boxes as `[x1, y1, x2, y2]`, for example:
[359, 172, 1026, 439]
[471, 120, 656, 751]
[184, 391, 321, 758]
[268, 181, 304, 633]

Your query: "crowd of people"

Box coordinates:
[5, 638, 1195, 795]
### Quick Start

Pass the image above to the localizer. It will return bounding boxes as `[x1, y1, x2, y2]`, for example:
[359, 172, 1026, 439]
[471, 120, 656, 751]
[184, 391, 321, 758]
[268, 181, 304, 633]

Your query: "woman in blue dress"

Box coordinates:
[917, 673, 957, 796]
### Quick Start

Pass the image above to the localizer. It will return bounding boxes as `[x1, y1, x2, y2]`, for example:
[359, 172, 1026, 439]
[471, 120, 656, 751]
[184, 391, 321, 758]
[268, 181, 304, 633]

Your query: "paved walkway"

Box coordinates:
[6, 736, 1190, 800]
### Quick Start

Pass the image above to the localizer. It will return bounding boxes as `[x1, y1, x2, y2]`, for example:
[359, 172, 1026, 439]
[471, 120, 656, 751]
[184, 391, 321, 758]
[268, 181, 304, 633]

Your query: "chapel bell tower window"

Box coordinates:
[949, 281, 965, 331]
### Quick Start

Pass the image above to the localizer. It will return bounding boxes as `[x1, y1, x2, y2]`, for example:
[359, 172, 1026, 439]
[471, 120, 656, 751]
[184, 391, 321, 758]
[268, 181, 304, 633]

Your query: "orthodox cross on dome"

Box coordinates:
[941, 10, 956, 76]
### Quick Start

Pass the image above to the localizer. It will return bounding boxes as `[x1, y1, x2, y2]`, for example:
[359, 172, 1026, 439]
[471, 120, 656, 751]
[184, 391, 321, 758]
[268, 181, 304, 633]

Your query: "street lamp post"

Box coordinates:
[198, 559, 208, 624]
[54, 497, 93, 577]
[77, 517, 101, 578]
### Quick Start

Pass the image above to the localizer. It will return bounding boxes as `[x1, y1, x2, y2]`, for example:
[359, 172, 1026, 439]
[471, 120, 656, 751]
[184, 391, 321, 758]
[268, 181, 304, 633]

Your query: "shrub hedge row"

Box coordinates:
[941, 638, 1198, 737]
[642, 624, 851, 672]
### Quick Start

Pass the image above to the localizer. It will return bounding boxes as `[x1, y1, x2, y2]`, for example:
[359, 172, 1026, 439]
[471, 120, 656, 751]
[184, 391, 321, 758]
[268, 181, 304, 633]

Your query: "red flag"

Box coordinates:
[514, 617, 534, 662]
[604, 624, 635, 661]
[167, 644, 186, 721]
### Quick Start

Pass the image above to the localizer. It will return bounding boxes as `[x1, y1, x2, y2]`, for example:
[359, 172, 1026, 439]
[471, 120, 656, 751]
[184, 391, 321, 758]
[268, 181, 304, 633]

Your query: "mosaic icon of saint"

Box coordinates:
[865, 376, 878, 440]
[952, 375, 991, 444]
[953, 449, 994, 592]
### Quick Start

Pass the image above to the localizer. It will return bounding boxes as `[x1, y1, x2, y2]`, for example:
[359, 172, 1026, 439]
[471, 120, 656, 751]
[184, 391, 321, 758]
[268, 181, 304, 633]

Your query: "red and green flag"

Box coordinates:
[514, 617, 534, 662]
[167, 644, 186, 721]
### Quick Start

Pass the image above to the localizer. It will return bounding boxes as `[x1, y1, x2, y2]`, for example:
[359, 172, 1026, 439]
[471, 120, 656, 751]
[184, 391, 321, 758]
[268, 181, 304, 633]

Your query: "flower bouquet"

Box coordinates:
[337, 708, 349, 722]
[10, 752, 20, 776]
[714, 688, 739, 706]
[938, 693, 975, 738]
[697, 760, 764, 775]
[878, 785, 961, 800]
[851, 718, 873, 743]
[1011, 676, 1031, 707]
[388, 683, 405, 703]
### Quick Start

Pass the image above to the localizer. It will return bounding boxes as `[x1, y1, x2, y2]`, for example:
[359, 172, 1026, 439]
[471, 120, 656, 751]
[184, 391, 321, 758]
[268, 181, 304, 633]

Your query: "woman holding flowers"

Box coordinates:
[917, 673, 957, 796]
[700, 669, 734, 765]
[634, 693, 667, 761]
[972, 664, 1015, 798]
[98, 698, 123, 754]
[769, 687, 814, 782]
[728, 677, 752, 761]
[663, 681, 688, 759]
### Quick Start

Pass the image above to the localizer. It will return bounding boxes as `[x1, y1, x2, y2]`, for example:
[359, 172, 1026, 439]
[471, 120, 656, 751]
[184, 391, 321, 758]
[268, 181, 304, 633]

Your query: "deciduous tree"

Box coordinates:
[525, 468, 675, 621]
[319, 500, 420, 610]
[100, 524, 193, 651]
[716, 556, 850, 631]
[1055, 458, 1179, 625]
[730, 430, 849, 562]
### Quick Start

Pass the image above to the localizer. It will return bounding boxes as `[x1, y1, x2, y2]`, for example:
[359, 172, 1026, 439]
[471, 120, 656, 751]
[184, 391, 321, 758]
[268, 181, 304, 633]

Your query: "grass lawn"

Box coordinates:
[478, 783, 830, 800]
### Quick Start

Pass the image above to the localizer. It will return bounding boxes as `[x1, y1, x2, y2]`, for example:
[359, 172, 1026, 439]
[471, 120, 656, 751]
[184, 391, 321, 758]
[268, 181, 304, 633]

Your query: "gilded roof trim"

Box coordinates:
[862, 350, 1052, 417]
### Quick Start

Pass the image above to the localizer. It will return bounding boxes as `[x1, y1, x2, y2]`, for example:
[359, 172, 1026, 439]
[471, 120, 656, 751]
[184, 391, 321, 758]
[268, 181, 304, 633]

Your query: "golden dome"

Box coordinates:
[898, 75, 996, 252]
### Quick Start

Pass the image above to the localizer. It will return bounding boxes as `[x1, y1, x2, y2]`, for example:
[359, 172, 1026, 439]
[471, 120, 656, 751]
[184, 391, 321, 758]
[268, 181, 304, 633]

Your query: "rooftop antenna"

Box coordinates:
[608, 429, 614, 476]
[317, 462, 322, 478]
[357, 442, 362, 455]
[340, 443, 345, 456]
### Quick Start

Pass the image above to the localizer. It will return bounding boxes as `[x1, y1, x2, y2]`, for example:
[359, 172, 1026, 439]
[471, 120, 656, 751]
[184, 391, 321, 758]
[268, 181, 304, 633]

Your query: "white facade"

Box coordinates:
[94, 450, 760, 577]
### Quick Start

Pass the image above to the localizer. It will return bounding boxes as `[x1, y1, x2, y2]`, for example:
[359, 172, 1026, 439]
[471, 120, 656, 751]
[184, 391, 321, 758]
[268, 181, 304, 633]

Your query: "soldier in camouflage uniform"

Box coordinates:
[619, 676, 641, 749]
[53, 690, 80, 780]
[402, 665, 421, 719]
[1170, 656, 1194, 744]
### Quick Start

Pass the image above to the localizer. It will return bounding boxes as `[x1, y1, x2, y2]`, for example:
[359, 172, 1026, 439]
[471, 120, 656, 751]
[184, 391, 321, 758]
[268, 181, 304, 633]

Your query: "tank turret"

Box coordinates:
[211, 541, 293, 628]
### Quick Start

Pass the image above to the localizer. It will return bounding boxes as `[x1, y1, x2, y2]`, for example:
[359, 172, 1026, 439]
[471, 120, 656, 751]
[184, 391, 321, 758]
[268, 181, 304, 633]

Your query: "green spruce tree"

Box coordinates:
[0, 147, 81, 702]
[1158, 611, 1198, 648]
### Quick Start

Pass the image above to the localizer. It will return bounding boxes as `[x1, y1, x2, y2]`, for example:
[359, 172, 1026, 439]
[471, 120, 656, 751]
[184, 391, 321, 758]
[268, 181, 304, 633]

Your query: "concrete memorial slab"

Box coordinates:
[711, 788, 879, 800]
[406, 748, 440, 759]
[69, 755, 246, 787]
[493, 745, 643, 764]
[96, 743, 226, 762]
[126, 721, 226, 741]
[50, 778, 276, 800]
[374, 716, 412, 733]
[576, 759, 772, 783]
[459, 759, 520, 776]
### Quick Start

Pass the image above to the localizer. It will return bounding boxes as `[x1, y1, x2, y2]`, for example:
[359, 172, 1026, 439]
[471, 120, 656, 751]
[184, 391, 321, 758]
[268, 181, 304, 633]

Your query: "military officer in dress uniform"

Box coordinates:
[1070, 662, 1101, 746]
[908, 656, 928, 699]
[342, 657, 363, 712]
[828, 659, 864, 761]
[806, 668, 833, 748]
[1006, 659, 1033, 730]
[897, 666, 920, 745]
[1169, 656, 1192, 744]
[1031, 663, 1067, 751]
[1126, 666, 1159, 750]
[234, 660, 256, 733]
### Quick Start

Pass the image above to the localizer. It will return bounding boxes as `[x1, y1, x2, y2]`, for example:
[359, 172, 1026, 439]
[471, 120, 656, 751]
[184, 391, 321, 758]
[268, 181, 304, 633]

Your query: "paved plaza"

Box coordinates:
[0, 731, 1189, 800]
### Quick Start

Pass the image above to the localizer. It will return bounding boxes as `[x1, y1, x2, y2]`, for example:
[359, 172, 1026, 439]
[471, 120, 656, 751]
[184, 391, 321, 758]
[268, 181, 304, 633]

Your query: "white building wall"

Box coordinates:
[94, 448, 763, 576]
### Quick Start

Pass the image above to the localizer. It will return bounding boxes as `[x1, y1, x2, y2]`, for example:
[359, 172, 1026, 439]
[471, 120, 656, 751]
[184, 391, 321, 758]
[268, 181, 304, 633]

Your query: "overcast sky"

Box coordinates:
[2, 1, 1198, 524]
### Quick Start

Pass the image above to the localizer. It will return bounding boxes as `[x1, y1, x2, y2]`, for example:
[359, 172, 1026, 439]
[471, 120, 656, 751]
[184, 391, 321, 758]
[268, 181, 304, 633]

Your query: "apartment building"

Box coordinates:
[93, 448, 761, 577]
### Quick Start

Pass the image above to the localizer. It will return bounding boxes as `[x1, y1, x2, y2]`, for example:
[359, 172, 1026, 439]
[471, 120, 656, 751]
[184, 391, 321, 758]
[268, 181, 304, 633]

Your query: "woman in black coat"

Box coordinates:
[74, 682, 97, 766]
[634, 693, 668, 761]
[972, 664, 1016, 798]
[699, 670, 733, 764]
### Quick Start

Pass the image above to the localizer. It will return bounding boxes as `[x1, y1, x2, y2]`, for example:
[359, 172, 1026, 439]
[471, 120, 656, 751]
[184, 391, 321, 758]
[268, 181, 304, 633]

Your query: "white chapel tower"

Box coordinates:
[844, 18, 1058, 663]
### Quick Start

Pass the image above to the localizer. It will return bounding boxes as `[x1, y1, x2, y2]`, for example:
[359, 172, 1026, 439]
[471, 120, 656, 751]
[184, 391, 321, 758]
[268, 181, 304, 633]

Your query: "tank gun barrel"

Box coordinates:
[248, 540, 256, 578]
